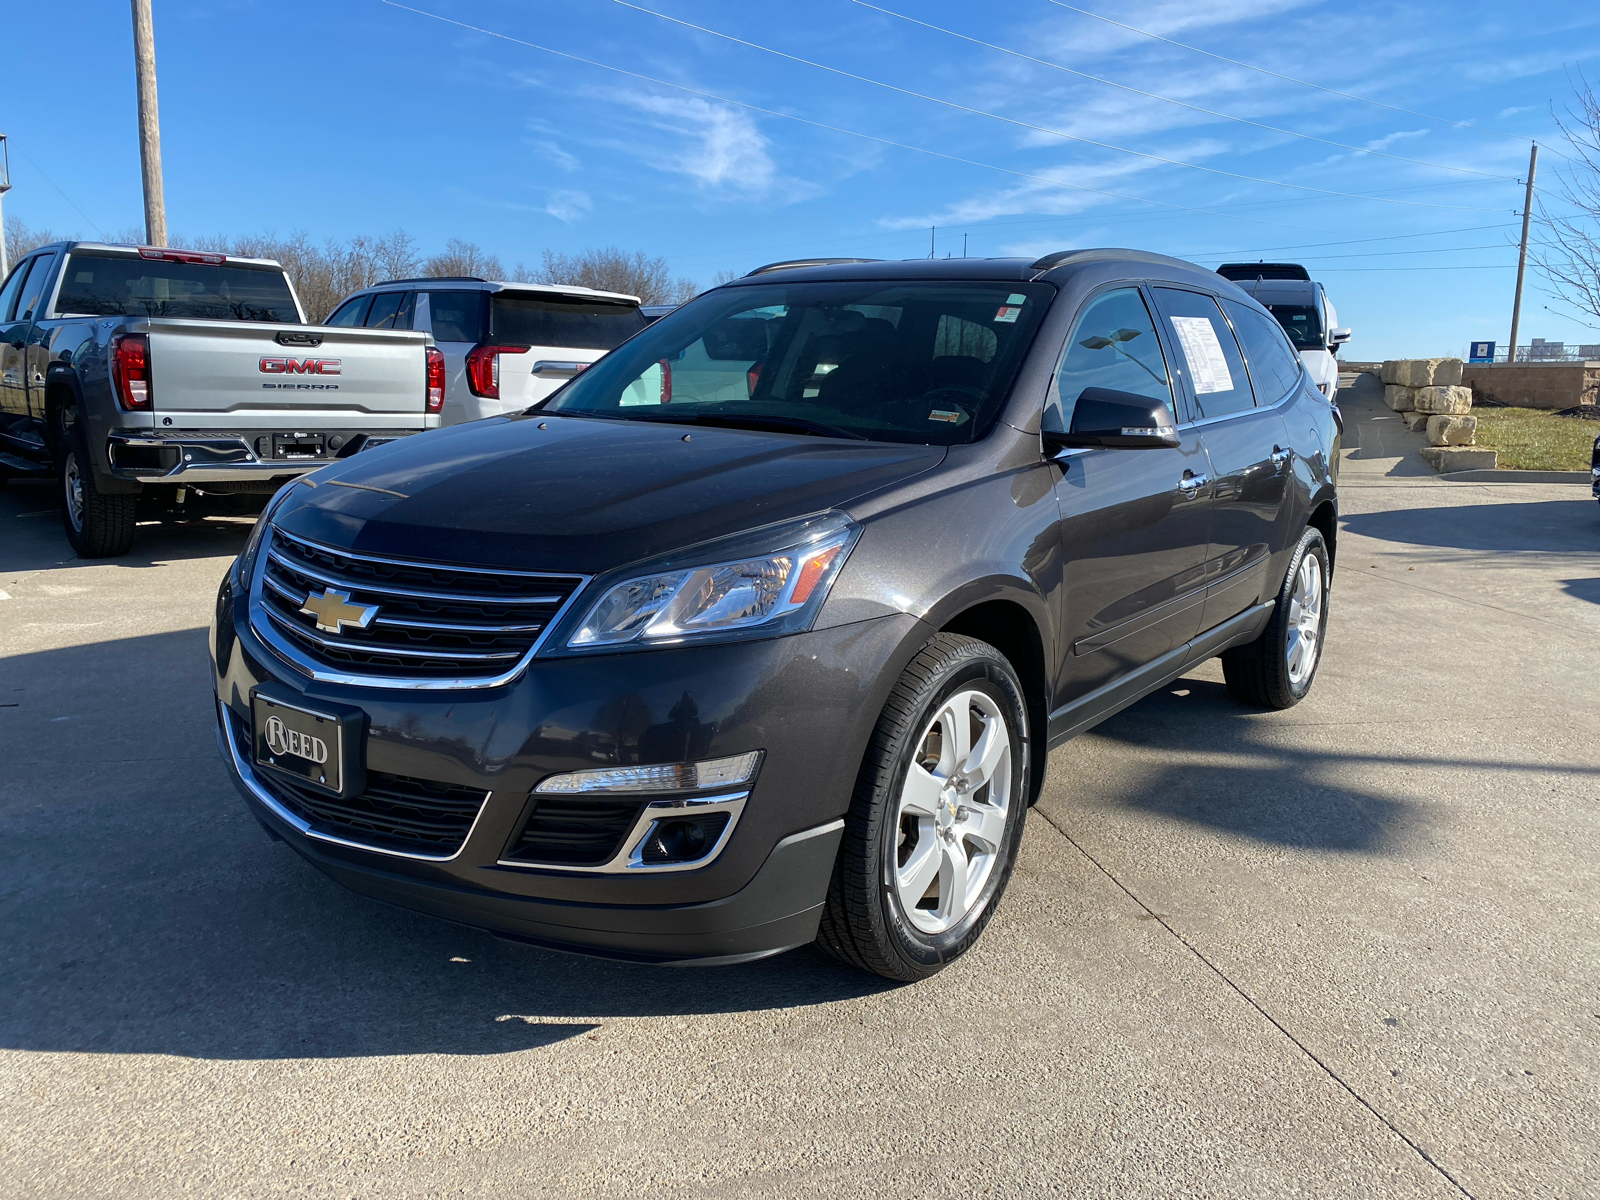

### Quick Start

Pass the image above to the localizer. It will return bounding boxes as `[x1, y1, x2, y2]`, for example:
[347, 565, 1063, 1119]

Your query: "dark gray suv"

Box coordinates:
[211, 250, 1339, 981]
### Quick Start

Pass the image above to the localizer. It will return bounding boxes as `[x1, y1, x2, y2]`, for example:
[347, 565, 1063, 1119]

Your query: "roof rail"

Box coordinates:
[745, 258, 882, 277]
[1029, 251, 1079, 271]
[377, 276, 488, 286]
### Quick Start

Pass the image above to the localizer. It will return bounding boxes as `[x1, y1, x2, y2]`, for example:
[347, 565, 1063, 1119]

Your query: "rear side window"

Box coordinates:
[55, 252, 300, 322]
[1223, 300, 1304, 403]
[425, 291, 484, 342]
[15, 254, 60, 322]
[1152, 288, 1254, 419]
[491, 294, 647, 350]
[1051, 287, 1174, 429]
[326, 295, 371, 327]
[365, 291, 406, 329]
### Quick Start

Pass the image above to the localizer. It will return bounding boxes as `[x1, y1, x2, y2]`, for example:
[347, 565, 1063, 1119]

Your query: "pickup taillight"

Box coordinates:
[426, 347, 446, 413]
[464, 343, 530, 400]
[111, 334, 152, 410]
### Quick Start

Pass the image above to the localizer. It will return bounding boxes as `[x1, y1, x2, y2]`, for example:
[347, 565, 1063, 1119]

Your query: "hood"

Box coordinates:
[272, 413, 946, 575]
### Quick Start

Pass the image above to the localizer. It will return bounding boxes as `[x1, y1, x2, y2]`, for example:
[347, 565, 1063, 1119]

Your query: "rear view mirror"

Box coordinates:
[1043, 388, 1180, 451]
[1329, 327, 1352, 345]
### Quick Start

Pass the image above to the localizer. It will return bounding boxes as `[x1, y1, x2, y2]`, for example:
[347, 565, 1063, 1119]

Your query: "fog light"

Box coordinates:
[639, 813, 731, 863]
[535, 751, 762, 794]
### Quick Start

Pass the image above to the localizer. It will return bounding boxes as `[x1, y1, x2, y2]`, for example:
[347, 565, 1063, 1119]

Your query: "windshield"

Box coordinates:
[539, 280, 1055, 444]
[492, 294, 647, 350]
[55, 251, 301, 322]
[1265, 304, 1324, 351]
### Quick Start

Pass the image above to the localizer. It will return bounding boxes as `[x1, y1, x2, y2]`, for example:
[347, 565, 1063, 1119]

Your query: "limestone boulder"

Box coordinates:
[1384, 385, 1417, 411]
[1412, 385, 1473, 415]
[1430, 358, 1464, 387]
[1380, 360, 1405, 385]
[1402, 411, 1432, 431]
[1389, 358, 1464, 388]
[1426, 414, 1477, 446]
[1420, 446, 1497, 472]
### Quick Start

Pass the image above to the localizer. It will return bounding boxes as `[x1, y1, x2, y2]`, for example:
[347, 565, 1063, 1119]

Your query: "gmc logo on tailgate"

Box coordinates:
[260, 357, 342, 375]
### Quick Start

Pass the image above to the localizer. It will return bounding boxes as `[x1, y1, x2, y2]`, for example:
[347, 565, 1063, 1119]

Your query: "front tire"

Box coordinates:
[817, 634, 1029, 982]
[1221, 525, 1330, 709]
[58, 408, 137, 558]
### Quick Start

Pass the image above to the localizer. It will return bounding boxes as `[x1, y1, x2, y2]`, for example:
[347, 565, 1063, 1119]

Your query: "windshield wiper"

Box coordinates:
[664, 412, 868, 441]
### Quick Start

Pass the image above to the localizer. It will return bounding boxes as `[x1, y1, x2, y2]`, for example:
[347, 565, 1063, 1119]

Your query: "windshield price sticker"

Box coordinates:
[993, 306, 1022, 323]
[1170, 316, 1234, 394]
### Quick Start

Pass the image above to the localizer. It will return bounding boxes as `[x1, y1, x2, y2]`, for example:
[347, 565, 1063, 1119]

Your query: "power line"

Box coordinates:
[13, 147, 107, 239]
[854, 0, 1516, 182]
[600, 0, 1509, 212]
[1043, 0, 1567, 159]
[380, 1, 1347, 233]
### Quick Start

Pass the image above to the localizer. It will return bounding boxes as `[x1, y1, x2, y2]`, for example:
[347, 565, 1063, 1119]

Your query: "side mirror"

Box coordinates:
[1328, 328, 1352, 346]
[1042, 388, 1180, 452]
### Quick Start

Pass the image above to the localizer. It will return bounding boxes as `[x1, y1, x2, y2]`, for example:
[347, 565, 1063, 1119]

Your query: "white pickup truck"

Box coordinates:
[0, 241, 442, 556]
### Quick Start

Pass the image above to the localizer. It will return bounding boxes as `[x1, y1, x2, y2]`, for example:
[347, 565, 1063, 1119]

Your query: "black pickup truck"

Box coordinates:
[0, 242, 441, 556]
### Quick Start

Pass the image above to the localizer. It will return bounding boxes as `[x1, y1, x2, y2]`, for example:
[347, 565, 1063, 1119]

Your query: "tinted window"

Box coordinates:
[492, 294, 647, 350]
[1264, 303, 1323, 351]
[425, 291, 483, 342]
[1052, 287, 1173, 428]
[55, 252, 300, 322]
[365, 291, 405, 329]
[1153, 288, 1254, 419]
[1223, 300, 1304, 403]
[545, 280, 1055, 446]
[0, 259, 33, 322]
[16, 254, 60, 321]
[326, 296, 371, 327]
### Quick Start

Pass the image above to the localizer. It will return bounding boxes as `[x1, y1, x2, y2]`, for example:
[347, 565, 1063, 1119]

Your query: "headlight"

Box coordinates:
[564, 511, 860, 650]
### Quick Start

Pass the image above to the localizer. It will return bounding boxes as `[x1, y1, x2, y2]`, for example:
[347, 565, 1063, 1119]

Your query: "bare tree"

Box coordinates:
[711, 268, 741, 286]
[425, 238, 505, 281]
[538, 247, 698, 304]
[5, 217, 68, 266]
[1534, 74, 1600, 323]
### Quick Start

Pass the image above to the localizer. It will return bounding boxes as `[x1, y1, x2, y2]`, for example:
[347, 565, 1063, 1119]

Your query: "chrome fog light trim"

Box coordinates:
[534, 751, 763, 794]
[498, 791, 748, 875]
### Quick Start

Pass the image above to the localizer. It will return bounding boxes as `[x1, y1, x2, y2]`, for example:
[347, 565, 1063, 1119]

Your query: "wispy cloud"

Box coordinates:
[531, 139, 581, 173]
[544, 190, 592, 222]
[1497, 104, 1538, 119]
[619, 93, 778, 195]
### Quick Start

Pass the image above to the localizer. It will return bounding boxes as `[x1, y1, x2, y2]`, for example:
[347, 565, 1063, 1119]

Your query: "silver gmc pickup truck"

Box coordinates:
[0, 242, 441, 556]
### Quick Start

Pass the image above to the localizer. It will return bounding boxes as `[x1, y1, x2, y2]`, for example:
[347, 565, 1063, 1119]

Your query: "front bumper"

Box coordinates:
[106, 429, 423, 483]
[212, 569, 925, 962]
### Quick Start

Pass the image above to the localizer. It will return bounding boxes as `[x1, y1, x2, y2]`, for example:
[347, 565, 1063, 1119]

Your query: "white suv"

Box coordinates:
[326, 278, 647, 425]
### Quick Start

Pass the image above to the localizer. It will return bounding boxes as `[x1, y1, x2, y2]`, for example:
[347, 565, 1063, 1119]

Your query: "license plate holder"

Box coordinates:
[251, 683, 366, 799]
[273, 432, 326, 460]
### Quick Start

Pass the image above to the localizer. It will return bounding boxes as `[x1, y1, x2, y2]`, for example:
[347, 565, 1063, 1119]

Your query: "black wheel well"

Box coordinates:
[939, 599, 1049, 804]
[45, 380, 77, 456]
[1308, 499, 1337, 571]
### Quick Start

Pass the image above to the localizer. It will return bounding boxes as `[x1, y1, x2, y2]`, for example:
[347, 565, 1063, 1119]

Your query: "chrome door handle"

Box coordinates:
[1270, 447, 1292, 467]
[532, 360, 590, 376]
[1177, 473, 1209, 494]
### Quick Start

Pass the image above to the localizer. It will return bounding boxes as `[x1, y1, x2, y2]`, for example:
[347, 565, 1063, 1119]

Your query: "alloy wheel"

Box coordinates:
[891, 688, 1013, 935]
[1285, 552, 1323, 686]
[64, 451, 85, 533]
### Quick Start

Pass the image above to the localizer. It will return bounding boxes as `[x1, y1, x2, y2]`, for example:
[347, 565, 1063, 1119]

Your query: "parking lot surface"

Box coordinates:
[3, 395, 1598, 1197]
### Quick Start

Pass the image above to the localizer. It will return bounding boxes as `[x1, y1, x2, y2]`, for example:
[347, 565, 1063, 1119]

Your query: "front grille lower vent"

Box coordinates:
[251, 527, 586, 683]
[232, 713, 487, 855]
[503, 796, 646, 867]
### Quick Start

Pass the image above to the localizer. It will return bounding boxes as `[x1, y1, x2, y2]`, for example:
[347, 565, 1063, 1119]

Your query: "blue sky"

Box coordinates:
[2, 0, 1596, 357]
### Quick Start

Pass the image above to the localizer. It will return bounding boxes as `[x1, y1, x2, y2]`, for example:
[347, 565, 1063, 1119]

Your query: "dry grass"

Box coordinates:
[1468, 406, 1598, 471]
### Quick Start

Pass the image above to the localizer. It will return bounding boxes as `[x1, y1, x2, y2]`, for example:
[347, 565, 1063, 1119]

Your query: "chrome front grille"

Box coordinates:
[250, 527, 588, 687]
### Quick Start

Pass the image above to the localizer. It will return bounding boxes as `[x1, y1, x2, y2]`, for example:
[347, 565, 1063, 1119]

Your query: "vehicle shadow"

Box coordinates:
[0, 630, 893, 1063]
[1560, 577, 1600, 606]
[1341, 499, 1600, 555]
[0, 478, 255, 575]
[1048, 673, 1596, 854]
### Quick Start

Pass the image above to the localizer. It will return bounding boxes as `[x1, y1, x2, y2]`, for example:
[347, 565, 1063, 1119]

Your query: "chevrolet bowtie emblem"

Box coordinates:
[300, 587, 379, 634]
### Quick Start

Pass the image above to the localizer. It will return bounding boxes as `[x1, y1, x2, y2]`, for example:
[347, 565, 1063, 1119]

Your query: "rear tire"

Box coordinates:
[817, 634, 1029, 982]
[58, 408, 137, 558]
[1221, 525, 1329, 709]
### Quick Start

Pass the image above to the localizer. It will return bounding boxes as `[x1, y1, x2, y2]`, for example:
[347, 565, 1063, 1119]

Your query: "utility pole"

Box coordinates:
[131, 0, 167, 247]
[0, 134, 11, 279]
[1508, 142, 1537, 363]
[929, 226, 935, 259]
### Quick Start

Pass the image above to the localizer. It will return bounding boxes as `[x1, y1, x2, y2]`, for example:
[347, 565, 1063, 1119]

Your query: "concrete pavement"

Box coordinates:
[1, 390, 1596, 1197]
